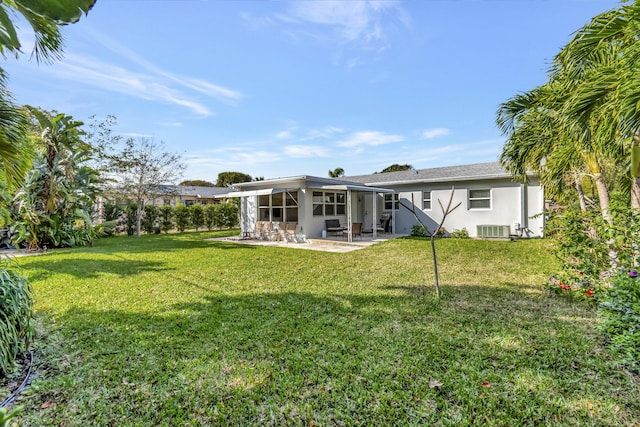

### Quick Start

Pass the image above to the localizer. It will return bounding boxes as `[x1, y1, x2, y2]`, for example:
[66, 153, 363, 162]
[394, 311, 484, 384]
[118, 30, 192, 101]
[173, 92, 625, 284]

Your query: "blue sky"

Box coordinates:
[5, 0, 621, 181]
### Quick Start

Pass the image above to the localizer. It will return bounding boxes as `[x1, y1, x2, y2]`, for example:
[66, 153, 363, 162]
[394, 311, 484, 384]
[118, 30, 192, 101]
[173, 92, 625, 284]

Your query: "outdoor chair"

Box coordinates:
[343, 222, 363, 240]
[325, 219, 344, 236]
[283, 222, 297, 242]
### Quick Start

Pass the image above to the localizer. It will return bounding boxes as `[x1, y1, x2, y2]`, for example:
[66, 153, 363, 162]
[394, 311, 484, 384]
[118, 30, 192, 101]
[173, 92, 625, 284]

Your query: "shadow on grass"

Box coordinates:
[24, 258, 173, 281]
[26, 286, 638, 426]
[68, 230, 251, 256]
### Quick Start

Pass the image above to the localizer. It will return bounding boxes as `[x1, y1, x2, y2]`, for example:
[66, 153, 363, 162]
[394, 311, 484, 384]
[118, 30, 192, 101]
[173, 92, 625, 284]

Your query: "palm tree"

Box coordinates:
[328, 167, 345, 178]
[497, 77, 617, 223]
[0, 0, 95, 187]
[553, 1, 640, 208]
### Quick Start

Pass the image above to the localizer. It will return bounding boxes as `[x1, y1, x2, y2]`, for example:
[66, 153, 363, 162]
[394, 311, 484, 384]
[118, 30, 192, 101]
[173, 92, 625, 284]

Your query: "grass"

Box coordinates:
[5, 231, 640, 426]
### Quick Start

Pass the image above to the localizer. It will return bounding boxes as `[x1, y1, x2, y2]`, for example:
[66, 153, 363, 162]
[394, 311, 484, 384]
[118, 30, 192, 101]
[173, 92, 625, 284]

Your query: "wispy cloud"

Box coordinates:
[283, 145, 329, 158]
[336, 131, 404, 148]
[33, 26, 243, 117]
[48, 56, 214, 117]
[245, 0, 410, 64]
[422, 128, 451, 139]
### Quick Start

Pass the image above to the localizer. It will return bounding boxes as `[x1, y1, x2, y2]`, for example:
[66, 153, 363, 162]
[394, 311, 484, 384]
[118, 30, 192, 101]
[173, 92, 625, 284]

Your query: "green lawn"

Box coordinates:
[6, 231, 639, 426]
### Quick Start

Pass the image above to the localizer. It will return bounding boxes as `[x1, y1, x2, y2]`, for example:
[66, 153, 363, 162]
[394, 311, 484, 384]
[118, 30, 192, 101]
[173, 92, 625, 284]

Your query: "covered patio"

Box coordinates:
[229, 175, 397, 243]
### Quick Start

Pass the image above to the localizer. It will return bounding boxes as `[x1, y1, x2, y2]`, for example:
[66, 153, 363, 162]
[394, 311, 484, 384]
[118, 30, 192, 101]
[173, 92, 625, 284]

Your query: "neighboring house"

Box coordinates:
[229, 162, 544, 241]
[149, 185, 231, 207]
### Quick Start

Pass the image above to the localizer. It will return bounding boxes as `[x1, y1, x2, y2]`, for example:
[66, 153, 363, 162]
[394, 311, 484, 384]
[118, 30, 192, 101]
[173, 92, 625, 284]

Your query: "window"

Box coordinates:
[259, 191, 299, 221]
[384, 194, 399, 210]
[422, 191, 431, 210]
[312, 191, 346, 216]
[469, 189, 491, 209]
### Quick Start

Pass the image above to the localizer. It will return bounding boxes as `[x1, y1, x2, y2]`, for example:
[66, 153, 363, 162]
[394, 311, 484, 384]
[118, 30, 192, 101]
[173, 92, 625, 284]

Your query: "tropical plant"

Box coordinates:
[0, 262, 33, 376]
[328, 167, 345, 178]
[11, 109, 101, 249]
[0, 0, 95, 188]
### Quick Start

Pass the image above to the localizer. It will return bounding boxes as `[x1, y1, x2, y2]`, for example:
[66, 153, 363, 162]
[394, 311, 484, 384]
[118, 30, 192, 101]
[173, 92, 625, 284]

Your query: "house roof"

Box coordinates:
[156, 185, 231, 198]
[229, 175, 393, 195]
[345, 162, 517, 186]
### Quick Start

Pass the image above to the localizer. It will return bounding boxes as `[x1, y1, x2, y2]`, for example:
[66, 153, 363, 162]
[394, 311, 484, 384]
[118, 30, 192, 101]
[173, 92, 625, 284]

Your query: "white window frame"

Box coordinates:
[422, 191, 431, 210]
[312, 191, 346, 217]
[384, 193, 399, 211]
[468, 188, 491, 210]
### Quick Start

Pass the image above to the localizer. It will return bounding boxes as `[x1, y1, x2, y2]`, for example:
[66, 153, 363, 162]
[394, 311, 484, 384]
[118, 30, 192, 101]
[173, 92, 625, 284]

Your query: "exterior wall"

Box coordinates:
[385, 178, 544, 238]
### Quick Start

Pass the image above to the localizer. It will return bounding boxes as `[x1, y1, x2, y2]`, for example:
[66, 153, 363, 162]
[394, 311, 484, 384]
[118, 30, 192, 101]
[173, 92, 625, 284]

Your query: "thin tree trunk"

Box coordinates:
[575, 175, 587, 211]
[632, 178, 640, 209]
[594, 173, 612, 224]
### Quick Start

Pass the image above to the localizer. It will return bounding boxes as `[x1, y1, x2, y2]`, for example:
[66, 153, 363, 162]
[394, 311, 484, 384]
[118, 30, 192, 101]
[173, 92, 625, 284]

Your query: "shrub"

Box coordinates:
[124, 202, 138, 236]
[410, 224, 429, 237]
[204, 204, 216, 230]
[190, 204, 205, 231]
[158, 205, 174, 233]
[174, 205, 191, 232]
[0, 264, 33, 376]
[450, 228, 470, 239]
[142, 205, 160, 234]
[598, 270, 640, 371]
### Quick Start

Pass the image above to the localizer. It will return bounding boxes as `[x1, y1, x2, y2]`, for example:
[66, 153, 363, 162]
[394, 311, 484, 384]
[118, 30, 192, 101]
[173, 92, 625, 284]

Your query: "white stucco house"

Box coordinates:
[229, 162, 544, 242]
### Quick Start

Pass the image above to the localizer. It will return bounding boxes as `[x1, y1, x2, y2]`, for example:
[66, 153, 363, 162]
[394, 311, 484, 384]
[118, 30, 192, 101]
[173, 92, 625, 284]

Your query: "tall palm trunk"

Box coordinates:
[575, 174, 587, 211]
[632, 179, 640, 209]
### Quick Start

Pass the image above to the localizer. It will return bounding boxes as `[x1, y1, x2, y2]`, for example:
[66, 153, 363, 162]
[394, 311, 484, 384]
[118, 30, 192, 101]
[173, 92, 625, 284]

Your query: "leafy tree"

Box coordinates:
[190, 204, 205, 231]
[108, 138, 185, 238]
[216, 171, 252, 187]
[380, 164, 413, 173]
[158, 204, 174, 233]
[174, 204, 191, 232]
[179, 179, 214, 187]
[328, 167, 345, 178]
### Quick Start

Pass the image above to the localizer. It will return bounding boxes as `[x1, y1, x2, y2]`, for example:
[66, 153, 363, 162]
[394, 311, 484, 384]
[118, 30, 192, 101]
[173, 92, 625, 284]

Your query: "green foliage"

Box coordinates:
[0, 405, 23, 427]
[215, 171, 252, 187]
[379, 164, 413, 173]
[546, 195, 640, 369]
[174, 205, 190, 232]
[410, 224, 430, 237]
[0, 263, 33, 376]
[189, 204, 204, 231]
[179, 180, 214, 187]
[158, 205, 174, 234]
[11, 108, 101, 249]
[124, 202, 137, 237]
[142, 205, 159, 234]
[12, 236, 640, 425]
[203, 204, 216, 230]
[599, 271, 640, 372]
[450, 228, 470, 239]
[218, 201, 239, 228]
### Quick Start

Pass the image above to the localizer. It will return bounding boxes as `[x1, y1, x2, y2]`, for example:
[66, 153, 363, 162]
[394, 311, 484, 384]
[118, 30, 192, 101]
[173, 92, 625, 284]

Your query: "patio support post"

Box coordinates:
[372, 190, 378, 238]
[347, 190, 353, 243]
